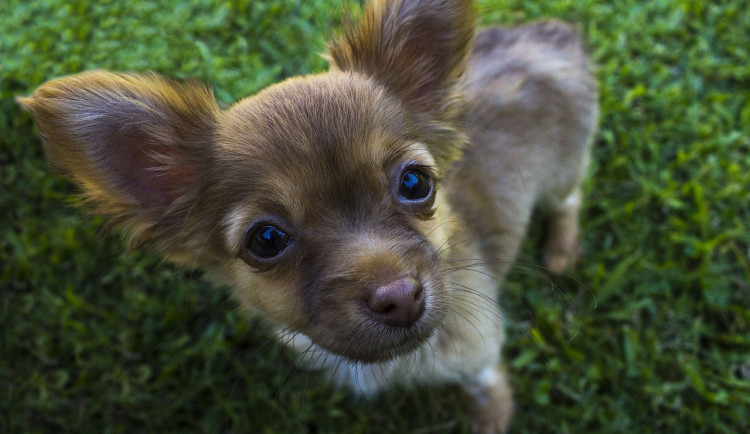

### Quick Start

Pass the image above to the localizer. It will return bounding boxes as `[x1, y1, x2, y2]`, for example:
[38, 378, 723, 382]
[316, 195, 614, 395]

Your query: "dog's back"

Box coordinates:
[449, 20, 599, 278]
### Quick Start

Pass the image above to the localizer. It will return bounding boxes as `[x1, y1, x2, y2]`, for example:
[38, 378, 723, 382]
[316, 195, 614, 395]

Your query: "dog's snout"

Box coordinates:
[366, 277, 425, 328]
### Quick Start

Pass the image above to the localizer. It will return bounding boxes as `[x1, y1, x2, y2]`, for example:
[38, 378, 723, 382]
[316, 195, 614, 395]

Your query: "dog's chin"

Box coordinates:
[310, 317, 442, 364]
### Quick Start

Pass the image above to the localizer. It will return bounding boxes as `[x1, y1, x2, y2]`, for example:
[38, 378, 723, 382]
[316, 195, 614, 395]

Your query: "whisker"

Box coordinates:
[447, 291, 502, 329]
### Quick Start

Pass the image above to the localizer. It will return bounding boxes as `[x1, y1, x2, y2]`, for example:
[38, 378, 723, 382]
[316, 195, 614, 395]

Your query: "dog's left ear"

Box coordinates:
[329, 0, 476, 162]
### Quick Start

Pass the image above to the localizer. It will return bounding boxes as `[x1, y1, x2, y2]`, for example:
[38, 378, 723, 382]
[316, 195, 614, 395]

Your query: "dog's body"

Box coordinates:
[285, 20, 598, 431]
[19, 1, 597, 431]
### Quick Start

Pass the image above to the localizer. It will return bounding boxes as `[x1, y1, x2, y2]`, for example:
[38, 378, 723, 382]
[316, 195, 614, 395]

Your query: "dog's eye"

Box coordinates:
[246, 225, 292, 258]
[398, 169, 432, 201]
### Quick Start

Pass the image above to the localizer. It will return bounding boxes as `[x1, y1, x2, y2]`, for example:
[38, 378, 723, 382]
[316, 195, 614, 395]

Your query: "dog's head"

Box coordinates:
[18, 0, 476, 362]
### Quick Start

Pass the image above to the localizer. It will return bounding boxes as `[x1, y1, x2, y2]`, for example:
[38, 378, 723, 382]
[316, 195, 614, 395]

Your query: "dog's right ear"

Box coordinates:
[328, 0, 476, 167]
[17, 71, 220, 249]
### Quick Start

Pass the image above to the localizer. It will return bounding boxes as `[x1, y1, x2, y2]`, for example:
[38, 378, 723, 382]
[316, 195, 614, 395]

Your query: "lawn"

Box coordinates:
[1, 0, 748, 432]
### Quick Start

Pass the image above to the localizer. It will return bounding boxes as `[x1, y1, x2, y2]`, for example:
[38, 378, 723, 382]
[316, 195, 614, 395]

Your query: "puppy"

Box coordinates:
[18, 0, 597, 431]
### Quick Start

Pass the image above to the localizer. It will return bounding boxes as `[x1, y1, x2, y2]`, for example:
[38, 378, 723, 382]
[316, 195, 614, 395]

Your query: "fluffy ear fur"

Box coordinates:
[328, 0, 476, 166]
[17, 70, 219, 251]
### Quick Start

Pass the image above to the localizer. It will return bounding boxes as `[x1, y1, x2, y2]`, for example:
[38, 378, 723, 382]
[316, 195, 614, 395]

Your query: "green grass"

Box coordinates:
[1, 0, 748, 432]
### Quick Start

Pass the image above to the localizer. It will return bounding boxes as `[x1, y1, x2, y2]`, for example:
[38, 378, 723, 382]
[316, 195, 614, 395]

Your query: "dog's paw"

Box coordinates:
[470, 410, 513, 434]
[543, 237, 580, 274]
[463, 365, 514, 433]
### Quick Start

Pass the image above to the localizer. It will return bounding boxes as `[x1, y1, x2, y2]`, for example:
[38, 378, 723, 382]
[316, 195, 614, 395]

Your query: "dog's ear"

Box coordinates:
[328, 0, 476, 122]
[17, 70, 219, 250]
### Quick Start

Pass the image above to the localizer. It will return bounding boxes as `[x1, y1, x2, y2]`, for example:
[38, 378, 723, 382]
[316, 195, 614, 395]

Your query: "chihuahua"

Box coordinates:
[18, 0, 597, 431]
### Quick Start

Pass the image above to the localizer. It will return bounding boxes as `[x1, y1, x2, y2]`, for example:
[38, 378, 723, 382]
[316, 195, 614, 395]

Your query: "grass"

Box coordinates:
[1, 0, 748, 432]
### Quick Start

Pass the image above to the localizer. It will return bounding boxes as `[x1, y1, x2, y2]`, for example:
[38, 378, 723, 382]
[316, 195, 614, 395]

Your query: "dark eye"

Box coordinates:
[398, 169, 432, 201]
[246, 225, 292, 258]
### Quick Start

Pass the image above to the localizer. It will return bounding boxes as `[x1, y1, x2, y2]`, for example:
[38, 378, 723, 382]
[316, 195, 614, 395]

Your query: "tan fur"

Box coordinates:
[18, 1, 597, 432]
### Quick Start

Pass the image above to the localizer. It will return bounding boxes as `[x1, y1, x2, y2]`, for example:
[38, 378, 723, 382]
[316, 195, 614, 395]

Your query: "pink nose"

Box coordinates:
[366, 278, 425, 328]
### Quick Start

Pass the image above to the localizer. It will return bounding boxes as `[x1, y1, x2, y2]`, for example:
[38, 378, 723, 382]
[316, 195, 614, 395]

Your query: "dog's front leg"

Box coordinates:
[437, 249, 514, 433]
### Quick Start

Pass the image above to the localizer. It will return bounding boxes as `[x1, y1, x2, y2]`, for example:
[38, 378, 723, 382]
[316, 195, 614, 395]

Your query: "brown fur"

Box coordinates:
[18, 1, 597, 432]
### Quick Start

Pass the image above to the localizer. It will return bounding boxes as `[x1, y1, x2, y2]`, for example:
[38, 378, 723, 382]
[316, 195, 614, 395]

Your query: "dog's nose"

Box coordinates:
[366, 277, 425, 328]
